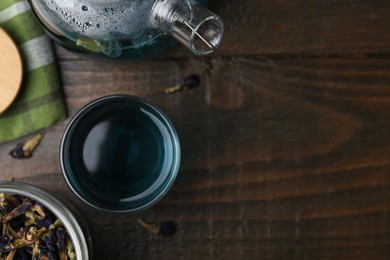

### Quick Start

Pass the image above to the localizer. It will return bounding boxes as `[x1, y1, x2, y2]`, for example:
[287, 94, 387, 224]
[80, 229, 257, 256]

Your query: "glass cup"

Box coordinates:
[60, 95, 180, 214]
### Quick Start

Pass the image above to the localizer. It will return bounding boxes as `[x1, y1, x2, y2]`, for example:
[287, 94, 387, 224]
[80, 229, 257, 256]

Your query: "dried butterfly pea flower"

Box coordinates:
[32, 241, 41, 259]
[49, 219, 62, 230]
[0, 193, 75, 259]
[13, 247, 31, 260]
[0, 194, 12, 215]
[30, 203, 46, 218]
[138, 219, 176, 237]
[25, 226, 46, 243]
[26, 203, 53, 229]
[66, 239, 76, 260]
[56, 228, 66, 250]
[164, 74, 200, 94]
[1, 201, 32, 222]
[43, 230, 57, 259]
[157, 221, 176, 237]
[8, 143, 25, 159]
[34, 215, 53, 229]
[9, 133, 43, 159]
[0, 234, 14, 253]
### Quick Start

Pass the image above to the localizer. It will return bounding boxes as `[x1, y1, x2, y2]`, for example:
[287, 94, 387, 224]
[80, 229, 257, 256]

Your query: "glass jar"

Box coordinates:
[0, 181, 91, 259]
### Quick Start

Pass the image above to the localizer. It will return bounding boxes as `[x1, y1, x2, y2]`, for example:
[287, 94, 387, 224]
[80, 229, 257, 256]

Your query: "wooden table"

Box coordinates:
[1, 0, 390, 259]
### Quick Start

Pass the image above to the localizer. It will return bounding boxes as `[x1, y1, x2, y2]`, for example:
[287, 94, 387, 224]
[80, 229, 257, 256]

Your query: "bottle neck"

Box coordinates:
[151, 0, 224, 55]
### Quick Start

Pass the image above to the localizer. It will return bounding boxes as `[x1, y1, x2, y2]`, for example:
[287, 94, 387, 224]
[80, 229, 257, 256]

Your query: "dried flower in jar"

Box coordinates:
[0, 193, 76, 259]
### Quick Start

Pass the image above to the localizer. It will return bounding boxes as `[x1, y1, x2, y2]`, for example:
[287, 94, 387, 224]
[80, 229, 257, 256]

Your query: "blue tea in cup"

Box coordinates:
[60, 95, 180, 214]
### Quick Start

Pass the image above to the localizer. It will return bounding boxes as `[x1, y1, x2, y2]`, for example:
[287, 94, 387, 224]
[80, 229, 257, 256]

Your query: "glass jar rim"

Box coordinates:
[0, 181, 91, 260]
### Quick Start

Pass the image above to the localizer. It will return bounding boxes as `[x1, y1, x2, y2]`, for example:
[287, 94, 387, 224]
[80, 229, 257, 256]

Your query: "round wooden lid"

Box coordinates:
[0, 28, 23, 114]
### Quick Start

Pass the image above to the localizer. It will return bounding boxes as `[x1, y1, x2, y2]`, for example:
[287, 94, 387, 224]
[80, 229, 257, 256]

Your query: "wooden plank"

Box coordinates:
[211, 0, 390, 56]
[1, 57, 390, 258]
[54, 0, 390, 60]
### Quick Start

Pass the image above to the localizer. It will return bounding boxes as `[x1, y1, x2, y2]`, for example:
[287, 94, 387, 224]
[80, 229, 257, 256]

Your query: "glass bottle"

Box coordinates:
[29, 0, 224, 59]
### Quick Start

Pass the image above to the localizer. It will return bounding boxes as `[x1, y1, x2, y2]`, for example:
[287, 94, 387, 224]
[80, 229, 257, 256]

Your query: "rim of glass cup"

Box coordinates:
[0, 181, 91, 260]
[60, 94, 181, 214]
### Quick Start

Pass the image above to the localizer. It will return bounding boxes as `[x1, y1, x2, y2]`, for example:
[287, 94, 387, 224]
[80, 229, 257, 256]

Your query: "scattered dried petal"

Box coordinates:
[138, 219, 159, 234]
[9, 143, 24, 159]
[164, 85, 182, 95]
[165, 74, 200, 94]
[180, 74, 200, 90]
[22, 133, 43, 158]
[9, 133, 43, 159]
[138, 219, 176, 237]
[157, 221, 176, 237]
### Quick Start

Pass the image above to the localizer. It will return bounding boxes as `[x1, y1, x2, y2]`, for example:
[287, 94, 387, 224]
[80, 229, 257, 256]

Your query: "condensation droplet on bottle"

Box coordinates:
[82, 5, 88, 11]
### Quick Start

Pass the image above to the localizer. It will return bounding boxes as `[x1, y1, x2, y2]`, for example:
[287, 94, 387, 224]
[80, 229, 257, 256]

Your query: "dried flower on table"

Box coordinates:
[138, 219, 176, 237]
[165, 74, 200, 94]
[157, 221, 176, 237]
[9, 133, 43, 159]
[0, 193, 76, 259]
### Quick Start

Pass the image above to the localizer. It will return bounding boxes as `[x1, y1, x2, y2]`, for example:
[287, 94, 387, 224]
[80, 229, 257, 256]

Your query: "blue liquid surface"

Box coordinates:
[67, 102, 174, 208]
[83, 113, 163, 194]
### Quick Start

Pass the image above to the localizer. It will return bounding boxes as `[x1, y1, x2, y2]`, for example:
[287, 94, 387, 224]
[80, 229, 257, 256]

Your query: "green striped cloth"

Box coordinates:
[0, 0, 66, 143]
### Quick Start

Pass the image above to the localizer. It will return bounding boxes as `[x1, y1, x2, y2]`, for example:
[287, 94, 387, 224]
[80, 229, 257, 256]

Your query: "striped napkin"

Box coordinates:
[0, 0, 66, 143]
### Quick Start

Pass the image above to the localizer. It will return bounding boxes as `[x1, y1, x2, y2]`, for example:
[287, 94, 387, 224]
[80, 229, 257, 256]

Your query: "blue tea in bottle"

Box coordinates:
[30, 0, 223, 59]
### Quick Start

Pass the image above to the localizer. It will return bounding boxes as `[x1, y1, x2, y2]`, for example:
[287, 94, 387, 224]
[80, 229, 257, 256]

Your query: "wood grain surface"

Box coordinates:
[1, 0, 390, 259]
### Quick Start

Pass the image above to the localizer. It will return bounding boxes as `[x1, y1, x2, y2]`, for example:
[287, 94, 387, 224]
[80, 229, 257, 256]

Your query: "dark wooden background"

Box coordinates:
[1, 0, 390, 259]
